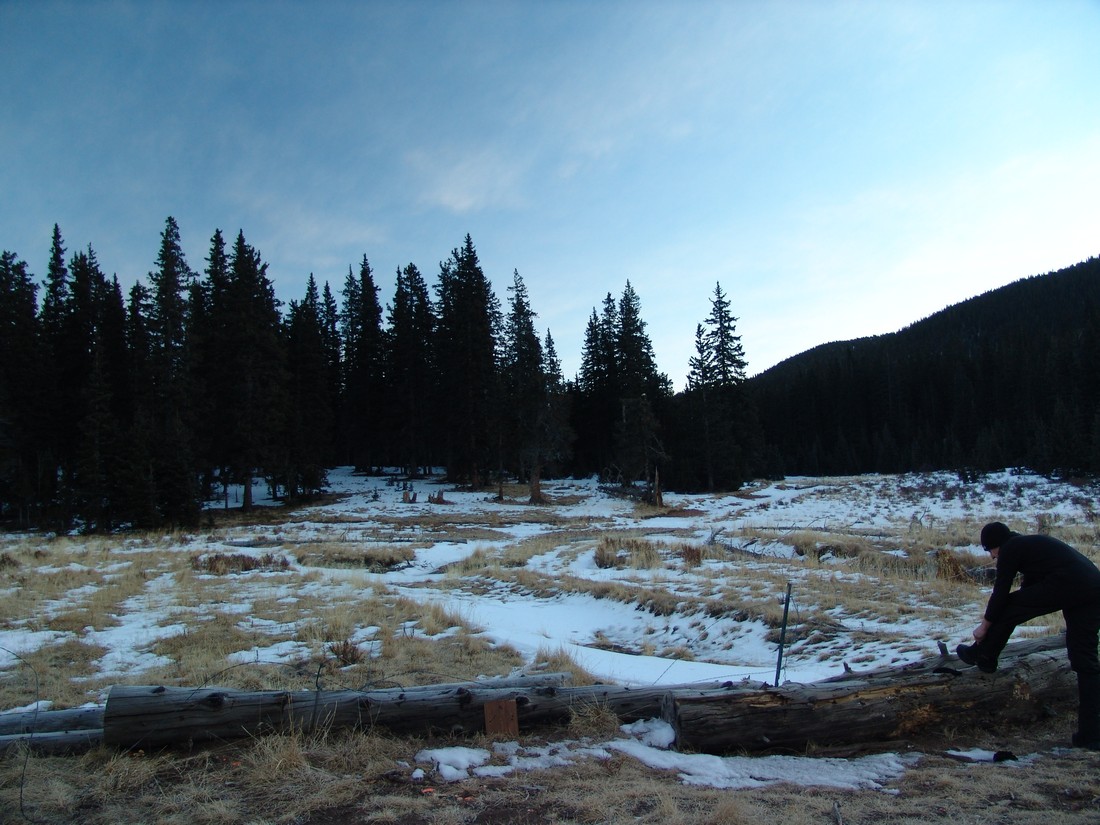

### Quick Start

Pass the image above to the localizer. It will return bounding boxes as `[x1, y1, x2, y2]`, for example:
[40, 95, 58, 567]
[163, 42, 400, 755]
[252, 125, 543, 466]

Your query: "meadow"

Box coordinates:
[2, 469, 1099, 824]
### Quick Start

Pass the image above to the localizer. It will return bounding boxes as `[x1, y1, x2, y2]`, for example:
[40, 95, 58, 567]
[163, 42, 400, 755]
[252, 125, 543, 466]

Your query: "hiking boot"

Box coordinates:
[1071, 732, 1100, 751]
[956, 644, 997, 673]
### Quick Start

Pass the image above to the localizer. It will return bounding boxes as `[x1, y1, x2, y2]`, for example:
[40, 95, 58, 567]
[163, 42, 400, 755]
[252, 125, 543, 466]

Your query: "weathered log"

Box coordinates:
[663, 635, 1075, 754]
[0, 704, 104, 736]
[102, 672, 581, 750]
[99, 671, 724, 752]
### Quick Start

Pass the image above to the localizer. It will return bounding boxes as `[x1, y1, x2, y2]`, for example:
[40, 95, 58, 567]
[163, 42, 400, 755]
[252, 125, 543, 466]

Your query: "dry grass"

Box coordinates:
[295, 542, 417, 571]
[5, 717, 1100, 824]
[594, 536, 665, 569]
[3, 472, 1100, 823]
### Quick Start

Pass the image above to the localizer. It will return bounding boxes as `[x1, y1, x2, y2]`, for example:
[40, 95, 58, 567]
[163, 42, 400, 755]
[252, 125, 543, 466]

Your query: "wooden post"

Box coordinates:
[774, 581, 793, 686]
[483, 698, 519, 737]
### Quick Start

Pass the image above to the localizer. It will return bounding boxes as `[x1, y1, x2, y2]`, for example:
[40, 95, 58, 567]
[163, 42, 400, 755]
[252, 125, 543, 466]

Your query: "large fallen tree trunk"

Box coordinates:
[102, 671, 594, 750]
[100, 672, 696, 751]
[0, 673, 572, 756]
[663, 635, 1075, 754]
[5, 636, 1077, 756]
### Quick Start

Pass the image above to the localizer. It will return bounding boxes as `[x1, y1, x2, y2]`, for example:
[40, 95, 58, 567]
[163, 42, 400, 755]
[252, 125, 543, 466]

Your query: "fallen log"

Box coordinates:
[100, 671, 702, 750]
[663, 635, 1075, 754]
[8, 637, 1079, 756]
[0, 704, 104, 736]
[102, 671, 583, 750]
[0, 673, 571, 756]
[0, 705, 105, 756]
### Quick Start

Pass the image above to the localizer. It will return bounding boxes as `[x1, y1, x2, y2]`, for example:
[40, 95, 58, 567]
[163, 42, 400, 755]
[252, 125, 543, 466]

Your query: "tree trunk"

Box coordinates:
[7, 637, 1079, 757]
[528, 463, 546, 504]
[663, 635, 1075, 754]
[101, 673, 581, 750]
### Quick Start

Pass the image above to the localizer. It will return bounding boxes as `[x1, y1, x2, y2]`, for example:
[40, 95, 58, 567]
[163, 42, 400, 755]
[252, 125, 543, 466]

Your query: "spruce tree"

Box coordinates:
[0, 251, 44, 525]
[678, 282, 757, 490]
[204, 230, 286, 510]
[386, 263, 435, 475]
[340, 256, 384, 471]
[319, 281, 342, 465]
[433, 235, 501, 485]
[612, 282, 669, 489]
[501, 270, 546, 496]
[282, 276, 331, 499]
[148, 217, 199, 524]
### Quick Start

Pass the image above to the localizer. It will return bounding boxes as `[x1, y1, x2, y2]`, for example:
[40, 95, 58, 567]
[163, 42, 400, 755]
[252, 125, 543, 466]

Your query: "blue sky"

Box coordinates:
[2, 1, 1099, 382]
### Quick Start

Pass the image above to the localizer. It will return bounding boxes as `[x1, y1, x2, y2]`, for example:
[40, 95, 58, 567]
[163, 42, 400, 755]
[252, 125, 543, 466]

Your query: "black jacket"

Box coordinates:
[984, 534, 1100, 623]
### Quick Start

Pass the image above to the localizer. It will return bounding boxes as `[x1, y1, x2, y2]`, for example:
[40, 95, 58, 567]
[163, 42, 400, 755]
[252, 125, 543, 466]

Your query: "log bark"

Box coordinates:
[0, 704, 103, 736]
[0, 705, 105, 756]
[663, 635, 1075, 754]
[8, 636, 1079, 757]
[102, 672, 578, 750]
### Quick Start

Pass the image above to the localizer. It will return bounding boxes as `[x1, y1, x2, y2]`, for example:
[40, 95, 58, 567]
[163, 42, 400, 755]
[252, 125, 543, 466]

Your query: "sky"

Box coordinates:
[2, 1, 1099, 382]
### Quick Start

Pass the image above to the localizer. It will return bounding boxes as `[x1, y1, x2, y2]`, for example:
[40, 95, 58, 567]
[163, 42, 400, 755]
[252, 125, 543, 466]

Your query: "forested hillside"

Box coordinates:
[0, 220, 756, 530]
[750, 256, 1100, 477]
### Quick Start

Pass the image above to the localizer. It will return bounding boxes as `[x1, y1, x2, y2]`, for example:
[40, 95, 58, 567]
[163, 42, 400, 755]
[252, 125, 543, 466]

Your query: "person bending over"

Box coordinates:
[956, 521, 1100, 750]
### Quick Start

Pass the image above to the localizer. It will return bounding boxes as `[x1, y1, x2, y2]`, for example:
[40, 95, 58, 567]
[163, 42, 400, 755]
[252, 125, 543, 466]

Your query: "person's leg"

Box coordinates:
[971, 581, 1066, 668]
[1064, 603, 1100, 747]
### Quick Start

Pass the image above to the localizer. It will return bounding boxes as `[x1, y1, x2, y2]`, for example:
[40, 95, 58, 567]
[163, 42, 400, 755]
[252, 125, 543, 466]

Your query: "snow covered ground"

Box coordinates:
[2, 468, 1095, 791]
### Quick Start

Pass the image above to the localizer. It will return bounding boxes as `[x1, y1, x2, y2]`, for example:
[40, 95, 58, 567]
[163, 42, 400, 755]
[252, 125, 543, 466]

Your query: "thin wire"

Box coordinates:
[1, 645, 48, 824]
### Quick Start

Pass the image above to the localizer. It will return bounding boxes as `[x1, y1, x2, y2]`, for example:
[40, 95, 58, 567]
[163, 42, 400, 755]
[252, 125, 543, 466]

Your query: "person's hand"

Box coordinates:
[973, 619, 991, 641]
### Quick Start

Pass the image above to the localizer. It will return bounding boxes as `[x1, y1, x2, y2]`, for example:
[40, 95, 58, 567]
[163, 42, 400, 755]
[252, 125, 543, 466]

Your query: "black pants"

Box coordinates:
[978, 577, 1100, 739]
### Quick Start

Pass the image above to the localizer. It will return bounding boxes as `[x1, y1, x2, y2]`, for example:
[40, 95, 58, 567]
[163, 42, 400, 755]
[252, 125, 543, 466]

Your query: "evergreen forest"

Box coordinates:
[752, 255, 1100, 478]
[1, 218, 1097, 531]
[0, 219, 754, 530]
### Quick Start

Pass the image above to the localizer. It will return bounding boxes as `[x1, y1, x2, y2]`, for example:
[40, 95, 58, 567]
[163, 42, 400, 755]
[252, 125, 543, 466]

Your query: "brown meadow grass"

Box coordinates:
[2, 473, 1100, 822]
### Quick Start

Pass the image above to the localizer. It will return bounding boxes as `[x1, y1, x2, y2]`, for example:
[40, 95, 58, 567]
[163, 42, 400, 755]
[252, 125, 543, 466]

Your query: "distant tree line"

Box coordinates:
[0, 219, 759, 530]
[751, 256, 1100, 478]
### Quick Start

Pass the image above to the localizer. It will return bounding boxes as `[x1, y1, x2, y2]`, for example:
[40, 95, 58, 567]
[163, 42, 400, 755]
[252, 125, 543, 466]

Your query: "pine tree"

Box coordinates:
[340, 256, 384, 471]
[704, 282, 747, 386]
[0, 251, 44, 525]
[612, 282, 669, 488]
[574, 302, 619, 477]
[147, 217, 199, 524]
[116, 282, 160, 527]
[282, 276, 331, 499]
[65, 248, 129, 529]
[678, 282, 760, 490]
[40, 225, 69, 345]
[434, 235, 501, 485]
[386, 263, 435, 475]
[319, 281, 342, 465]
[501, 270, 546, 496]
[616, 281, 662, 400]
[204, 230, 286, 510]
[534, 328, 573, 496]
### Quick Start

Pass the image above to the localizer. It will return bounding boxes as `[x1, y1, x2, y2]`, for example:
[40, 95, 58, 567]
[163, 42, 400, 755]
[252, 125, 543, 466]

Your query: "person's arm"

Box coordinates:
[983, 545, 1019, 623]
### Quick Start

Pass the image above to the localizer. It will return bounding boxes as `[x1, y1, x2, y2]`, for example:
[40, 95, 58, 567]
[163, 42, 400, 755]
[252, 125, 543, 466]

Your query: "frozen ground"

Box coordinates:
[2, 468, 1095, 791]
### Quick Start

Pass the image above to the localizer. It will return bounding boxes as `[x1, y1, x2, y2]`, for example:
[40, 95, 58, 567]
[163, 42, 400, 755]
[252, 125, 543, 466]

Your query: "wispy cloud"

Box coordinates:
[405, 145, 532, 215]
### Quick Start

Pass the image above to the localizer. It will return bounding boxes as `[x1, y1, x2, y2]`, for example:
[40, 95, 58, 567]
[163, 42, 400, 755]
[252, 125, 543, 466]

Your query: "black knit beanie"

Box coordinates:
[980, 521, 1015, 550]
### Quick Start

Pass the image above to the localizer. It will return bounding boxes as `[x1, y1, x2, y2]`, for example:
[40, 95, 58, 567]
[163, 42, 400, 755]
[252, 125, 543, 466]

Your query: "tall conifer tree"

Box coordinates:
[433, 235, 500, 485]
[386, 263, 435, 475]
[340, 256, 384, 471]
[0, 252, 43, 525]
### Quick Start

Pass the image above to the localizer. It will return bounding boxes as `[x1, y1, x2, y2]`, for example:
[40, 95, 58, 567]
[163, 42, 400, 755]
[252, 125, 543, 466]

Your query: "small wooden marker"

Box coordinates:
[483, 697, 519, 737]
